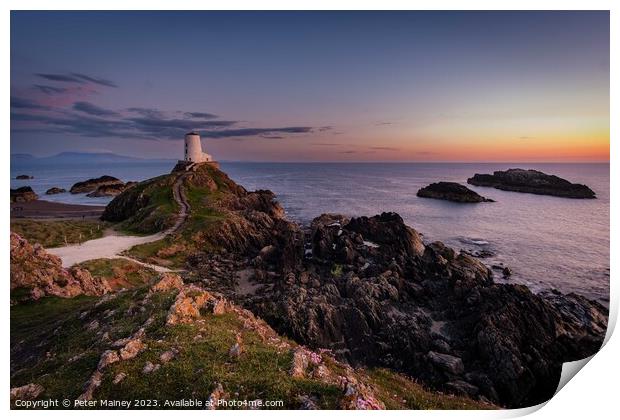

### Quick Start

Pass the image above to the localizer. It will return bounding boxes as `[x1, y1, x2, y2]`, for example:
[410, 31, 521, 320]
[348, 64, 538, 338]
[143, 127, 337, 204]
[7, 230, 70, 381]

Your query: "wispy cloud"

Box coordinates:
[35, 72, 118, 88]
[369, 146, 400, 151]
[36, 73, 84, 83]
[74, 101, 120, 117]
[34, 85, 68, 95]
[184, 112, 218, 119]
[10, 96, 48, 110]
[13, 70, 317, 142]
[70, 73, 118, 88]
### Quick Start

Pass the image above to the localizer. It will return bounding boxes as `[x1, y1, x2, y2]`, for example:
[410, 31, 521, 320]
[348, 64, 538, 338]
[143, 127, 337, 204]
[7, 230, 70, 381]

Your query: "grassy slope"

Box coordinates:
[11, 219, 108, 248]
[123, 166, 230, 268]
[113, 174, 179, 235]
[10, 280, 493, 410]
[78, 258, 157, 290]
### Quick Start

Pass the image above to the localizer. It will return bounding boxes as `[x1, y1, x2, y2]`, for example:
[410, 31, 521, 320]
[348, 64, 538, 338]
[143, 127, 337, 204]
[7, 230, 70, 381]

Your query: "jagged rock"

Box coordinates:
[160, 349, 179, 364]
[339, 377, 385, 410]
[70, 175, 122, 194]
[10, 383, 44, 401]
[151, 273, 184, 293]
[417, 182, 494, 203]
[97, 350, 120, 370]
[10, 233, 111, 300]
[247, 211, 606, 408]
[290, 348, 310, 378]
[113, 373, 127, 384]
[445, 380, 479, 397]
[119, 338, 144, 360]
[467, 168, 596, 199]
[78, 371, 102, 401]
[143, 361, 161, 374]
[228, 335, 243, 358]
[427, 351, 464, 375]
[166, 287, 211, 325]
[207, 383, 225, 409]
[11, 186, 38, 203]
[45, 187, 66, 195]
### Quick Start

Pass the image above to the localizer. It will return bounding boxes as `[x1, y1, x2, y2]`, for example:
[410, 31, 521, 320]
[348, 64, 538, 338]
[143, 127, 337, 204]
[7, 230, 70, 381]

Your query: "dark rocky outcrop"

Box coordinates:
[467, 169, 595, 199]
[10, 232, 111, 301]
[45, 187, 66, 195]
[87, 182, 136, 197]
[15, 175, 33, 180]
[11, 186, 38, 203]
[70, 175, 123, 194]
[417, 182, 494, 203]
[236, 213, 606, 408]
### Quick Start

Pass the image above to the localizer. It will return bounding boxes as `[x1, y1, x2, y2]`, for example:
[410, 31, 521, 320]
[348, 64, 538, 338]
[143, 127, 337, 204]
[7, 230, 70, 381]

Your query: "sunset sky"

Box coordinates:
[10, 11, 609, 162]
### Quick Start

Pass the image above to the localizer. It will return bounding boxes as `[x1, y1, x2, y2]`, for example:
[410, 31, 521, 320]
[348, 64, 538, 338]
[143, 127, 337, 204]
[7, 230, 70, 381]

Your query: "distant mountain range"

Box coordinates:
[11, 152, 174, 164]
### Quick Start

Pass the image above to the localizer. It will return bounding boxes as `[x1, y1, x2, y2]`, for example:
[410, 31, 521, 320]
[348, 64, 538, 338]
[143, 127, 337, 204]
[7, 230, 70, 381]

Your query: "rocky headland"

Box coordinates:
[10, 164, 607, 409]
[417, 182, 494, 203]
[467, 169, 596, 199]
[101, 164, 606, 407]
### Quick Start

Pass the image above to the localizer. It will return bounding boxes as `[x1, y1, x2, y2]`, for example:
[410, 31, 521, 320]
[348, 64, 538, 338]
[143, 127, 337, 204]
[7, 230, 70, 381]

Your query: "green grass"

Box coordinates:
[366, 368, 494, 410]
[78, 258, 158, 289]
[11, 281, 495, 410]
[10, 285, 172, 402]
[123, 236, 187, 269]
[11, 219, 109, 248]
[115, 175, 180, 235]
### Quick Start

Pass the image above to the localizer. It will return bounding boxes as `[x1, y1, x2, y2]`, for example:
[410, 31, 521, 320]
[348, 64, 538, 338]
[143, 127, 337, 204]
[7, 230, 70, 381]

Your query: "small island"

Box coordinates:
[417, 182, 494, 203]
[45, 187, 66, 195]
[15, 174, 33, 180]
[69, 175, 123, 194]
[467, 169, 596, 199]
[86, 181, 136, 197]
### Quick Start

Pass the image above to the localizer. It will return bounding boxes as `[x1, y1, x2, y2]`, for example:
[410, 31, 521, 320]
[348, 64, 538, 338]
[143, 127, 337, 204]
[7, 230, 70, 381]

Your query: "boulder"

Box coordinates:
[427, 351, 464, 375]
[11, 186, 38, 203]
[417, 182, 494, 203]
[45, 187, 66, 195]
[467, 169, 596, 199]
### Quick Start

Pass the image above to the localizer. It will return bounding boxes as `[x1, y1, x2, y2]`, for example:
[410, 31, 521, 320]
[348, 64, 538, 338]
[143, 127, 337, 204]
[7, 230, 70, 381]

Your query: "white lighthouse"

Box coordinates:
[183, 132, 212, 163]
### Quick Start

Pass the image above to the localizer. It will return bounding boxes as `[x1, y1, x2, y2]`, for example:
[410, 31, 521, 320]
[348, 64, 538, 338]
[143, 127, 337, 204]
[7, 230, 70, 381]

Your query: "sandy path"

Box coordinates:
[48, 171, 192, 268]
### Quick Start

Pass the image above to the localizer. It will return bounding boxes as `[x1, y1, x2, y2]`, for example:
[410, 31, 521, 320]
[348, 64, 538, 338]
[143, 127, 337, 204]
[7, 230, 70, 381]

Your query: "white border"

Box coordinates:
[3, 2, 616, 420]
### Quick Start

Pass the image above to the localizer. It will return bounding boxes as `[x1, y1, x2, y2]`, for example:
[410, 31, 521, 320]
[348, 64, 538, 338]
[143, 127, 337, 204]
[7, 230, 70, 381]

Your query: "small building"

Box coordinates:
[174, 132, 218, 172]
[183, 132, 212, 163]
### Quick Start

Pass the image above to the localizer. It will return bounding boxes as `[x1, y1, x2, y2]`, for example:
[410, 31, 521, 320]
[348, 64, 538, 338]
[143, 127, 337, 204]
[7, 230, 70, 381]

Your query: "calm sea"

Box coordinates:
[11, 161, 610, 304]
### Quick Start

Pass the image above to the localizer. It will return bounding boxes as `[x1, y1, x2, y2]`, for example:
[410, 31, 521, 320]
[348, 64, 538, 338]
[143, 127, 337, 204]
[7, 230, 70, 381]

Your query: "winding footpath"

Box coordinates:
[48, 170, 193, 271]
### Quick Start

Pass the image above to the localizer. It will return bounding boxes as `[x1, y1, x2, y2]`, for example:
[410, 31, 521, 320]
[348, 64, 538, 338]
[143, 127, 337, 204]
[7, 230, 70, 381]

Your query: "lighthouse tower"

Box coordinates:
[183, 132, 212, 163]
